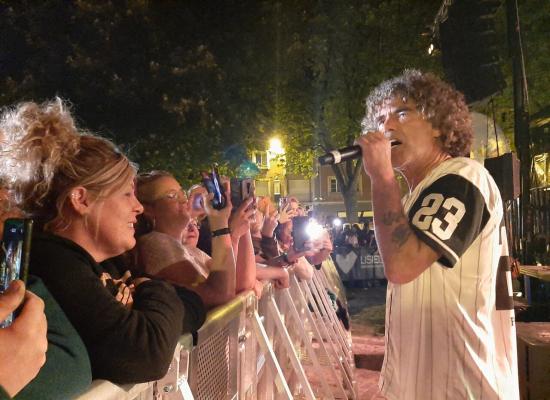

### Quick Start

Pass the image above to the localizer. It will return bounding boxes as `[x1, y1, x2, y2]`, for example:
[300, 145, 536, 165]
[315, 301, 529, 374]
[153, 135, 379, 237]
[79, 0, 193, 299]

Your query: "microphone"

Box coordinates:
[318, 146, 361, 165]
[317, 141, 399, 165]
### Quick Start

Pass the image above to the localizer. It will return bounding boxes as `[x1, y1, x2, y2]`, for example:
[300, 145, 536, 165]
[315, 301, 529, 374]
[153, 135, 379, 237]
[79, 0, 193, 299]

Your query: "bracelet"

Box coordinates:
[211, 227, 231, 237]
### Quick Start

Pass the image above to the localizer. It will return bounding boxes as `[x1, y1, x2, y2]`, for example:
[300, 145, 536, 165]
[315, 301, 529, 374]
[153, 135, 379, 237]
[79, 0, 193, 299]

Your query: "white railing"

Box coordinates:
[76, 259, 356, 399]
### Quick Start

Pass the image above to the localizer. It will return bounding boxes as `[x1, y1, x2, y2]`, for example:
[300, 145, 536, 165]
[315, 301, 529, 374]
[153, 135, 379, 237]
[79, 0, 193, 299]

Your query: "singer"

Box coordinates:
[357, 70, 518, 400]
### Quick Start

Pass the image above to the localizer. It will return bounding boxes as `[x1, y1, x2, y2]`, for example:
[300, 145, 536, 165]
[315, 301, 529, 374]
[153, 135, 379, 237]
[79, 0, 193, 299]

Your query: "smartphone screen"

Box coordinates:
[190, 194, 201, 212]
[0, 218, 33, 328]
[201, 166, 226, 210]
[292, 216, 309, 252]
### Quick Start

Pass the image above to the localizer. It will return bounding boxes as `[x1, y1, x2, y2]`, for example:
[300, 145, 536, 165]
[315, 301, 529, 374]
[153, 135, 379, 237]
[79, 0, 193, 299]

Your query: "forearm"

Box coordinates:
[235, 231, 257, 292]
[291, 257, 314, 280]
[371, 175, 437, 284]
[256, 265, 286, 281]
[209, 234, 237, 300]
[307, 249, 330, 266]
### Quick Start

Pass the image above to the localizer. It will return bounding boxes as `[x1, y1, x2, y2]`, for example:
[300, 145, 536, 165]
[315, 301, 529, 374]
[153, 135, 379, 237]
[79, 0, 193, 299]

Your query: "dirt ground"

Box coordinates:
[346, 285, 387, 400]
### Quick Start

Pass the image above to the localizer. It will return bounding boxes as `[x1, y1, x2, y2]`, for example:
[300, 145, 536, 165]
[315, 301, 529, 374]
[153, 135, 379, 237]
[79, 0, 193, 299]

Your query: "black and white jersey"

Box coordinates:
[379, 157, 519, 400]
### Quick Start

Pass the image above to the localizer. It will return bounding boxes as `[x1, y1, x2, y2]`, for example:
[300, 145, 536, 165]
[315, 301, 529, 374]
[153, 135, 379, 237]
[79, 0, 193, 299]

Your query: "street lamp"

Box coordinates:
[268, 137, 284, 155]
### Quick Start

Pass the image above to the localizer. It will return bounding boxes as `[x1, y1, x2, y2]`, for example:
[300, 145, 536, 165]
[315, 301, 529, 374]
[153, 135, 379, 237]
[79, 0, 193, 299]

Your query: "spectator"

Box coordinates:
[0, 98, 196, 384]
[250, 205, 289, 290]
[136, 170, 255, 307]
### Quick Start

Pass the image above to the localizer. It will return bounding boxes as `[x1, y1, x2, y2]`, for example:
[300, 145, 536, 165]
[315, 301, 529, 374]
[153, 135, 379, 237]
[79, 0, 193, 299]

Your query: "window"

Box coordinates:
[253, 151, 268, 169]
[329, 177, 338, 193]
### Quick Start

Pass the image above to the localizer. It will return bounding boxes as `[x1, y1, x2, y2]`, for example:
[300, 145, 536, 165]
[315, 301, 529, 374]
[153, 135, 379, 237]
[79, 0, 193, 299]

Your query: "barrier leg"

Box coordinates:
[266, 295, 317, 400]
[286, 278, 345, 399]
[306, 275, 356, 399]
[295, 278, 354, 399]
[251, 311, 293, 399]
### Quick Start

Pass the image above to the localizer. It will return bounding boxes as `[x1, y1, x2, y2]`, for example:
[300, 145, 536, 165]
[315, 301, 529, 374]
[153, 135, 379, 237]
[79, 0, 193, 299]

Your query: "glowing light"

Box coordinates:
[428, 43, 434, 55]
[268, 137, 285, 155]
[306, 219, 324, 240]
[332, 218, 342, 227]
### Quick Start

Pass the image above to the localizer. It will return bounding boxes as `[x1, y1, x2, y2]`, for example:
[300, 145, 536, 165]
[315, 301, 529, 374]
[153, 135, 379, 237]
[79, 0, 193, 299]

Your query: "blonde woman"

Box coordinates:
[0, 99, 200, 384]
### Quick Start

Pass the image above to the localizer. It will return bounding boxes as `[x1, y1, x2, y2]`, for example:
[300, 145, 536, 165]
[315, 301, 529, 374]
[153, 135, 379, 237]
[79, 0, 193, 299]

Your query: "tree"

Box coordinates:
[263, 0, 441, 221]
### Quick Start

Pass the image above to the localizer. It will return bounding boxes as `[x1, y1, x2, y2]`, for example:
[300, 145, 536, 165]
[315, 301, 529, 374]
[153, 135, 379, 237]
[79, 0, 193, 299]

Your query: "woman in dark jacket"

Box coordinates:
[0, 99, 204, 384]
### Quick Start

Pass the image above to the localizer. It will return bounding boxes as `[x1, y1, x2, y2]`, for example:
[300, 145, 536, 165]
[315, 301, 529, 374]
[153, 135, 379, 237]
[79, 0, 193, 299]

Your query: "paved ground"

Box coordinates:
[346, 285, 387, 400]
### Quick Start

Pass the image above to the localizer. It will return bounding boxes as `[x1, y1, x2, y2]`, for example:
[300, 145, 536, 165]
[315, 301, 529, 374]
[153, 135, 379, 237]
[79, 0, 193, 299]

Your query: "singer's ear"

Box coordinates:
[431, 127, 442, 138]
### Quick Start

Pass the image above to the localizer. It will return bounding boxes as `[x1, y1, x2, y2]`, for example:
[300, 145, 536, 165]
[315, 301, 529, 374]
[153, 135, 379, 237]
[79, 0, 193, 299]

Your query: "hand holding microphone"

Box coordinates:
[317, 131, 399, 166]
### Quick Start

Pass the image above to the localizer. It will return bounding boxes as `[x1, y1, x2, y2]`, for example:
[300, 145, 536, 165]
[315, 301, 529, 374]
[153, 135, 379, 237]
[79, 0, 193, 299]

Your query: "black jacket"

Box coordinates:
[29, 233, 202, 384]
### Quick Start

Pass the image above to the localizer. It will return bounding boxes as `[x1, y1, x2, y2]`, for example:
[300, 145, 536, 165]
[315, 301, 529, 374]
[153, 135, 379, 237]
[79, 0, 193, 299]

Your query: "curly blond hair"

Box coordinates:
[362, 69, 473, 157]
[0, 98, 137, 231]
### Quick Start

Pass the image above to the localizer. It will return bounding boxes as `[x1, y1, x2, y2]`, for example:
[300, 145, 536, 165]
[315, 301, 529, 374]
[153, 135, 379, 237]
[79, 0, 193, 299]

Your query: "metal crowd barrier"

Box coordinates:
[76, 260, 356, 399]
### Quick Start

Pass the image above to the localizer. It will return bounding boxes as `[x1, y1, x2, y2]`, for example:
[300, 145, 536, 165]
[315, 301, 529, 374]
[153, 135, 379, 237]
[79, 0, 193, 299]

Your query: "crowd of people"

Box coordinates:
[0, 99, 334, 398]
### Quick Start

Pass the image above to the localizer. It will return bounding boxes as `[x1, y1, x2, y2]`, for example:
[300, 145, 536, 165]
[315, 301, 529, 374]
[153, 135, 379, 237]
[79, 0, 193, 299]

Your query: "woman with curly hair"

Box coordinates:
[356, 70, 518, 399]
[0, 98, 204, 384]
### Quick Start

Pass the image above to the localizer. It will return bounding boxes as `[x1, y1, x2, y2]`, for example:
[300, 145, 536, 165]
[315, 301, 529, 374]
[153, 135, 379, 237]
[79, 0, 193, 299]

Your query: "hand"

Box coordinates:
[278, 203, 296, 225]
[355, 132, 394, 181]
[204, 179, 232, 231]
[0, 280, 48, 397]
[253, 279, 264, 299]
[261, 203, 279, 238]
[113, 271, 135, 307]
[273, 268, 290, 289]
[286, 244, 314, 263]
[229, 196, 256, 240]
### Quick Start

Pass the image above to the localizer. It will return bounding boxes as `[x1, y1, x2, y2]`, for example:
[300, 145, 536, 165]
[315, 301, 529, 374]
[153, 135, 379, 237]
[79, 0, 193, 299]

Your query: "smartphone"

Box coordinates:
[278, 196, 288, 211]
[0, 218, 33, 328]
[230, 178, 253, 209]
[191, 192, 204, 211]
[201, 165, 226, 210]
[292, 216, 309, 252]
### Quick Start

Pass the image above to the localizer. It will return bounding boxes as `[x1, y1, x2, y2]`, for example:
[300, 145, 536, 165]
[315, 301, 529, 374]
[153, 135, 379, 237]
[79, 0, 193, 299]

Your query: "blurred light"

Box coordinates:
[269, 137, 285, 155]
[428, 43, 435, 55]
[332, 218, 342, 227]
[306, 219, 324, 240]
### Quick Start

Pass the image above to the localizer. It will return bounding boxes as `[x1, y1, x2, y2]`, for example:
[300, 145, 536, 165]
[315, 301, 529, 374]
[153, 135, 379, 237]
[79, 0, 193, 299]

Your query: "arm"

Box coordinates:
[235, 230, 258, 293]
[256, 265, 289, 289]
[16, 276, 92, 400]
[30, 237, 184, 384]
[229, 197, 257, 293]
[154, 258, 233, 309]
[356, 133, 440, 284]
[0, 280, 47, 398]
[291, 256, 314, 280]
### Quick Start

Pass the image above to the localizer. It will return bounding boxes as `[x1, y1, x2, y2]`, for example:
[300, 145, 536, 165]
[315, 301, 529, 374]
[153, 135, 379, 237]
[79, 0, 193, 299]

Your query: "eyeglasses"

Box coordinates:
[187, 221, 200, 231]
[155, 190, 188, 203]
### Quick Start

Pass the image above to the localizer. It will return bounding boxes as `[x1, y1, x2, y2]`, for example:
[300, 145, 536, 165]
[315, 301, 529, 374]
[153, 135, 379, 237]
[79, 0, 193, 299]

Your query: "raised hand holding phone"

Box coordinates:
[201, 165, 226, 210]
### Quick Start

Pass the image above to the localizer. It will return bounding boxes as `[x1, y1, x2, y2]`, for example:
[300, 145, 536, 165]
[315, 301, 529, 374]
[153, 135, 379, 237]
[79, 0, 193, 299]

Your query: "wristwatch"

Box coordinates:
[211, 227, 231, 237]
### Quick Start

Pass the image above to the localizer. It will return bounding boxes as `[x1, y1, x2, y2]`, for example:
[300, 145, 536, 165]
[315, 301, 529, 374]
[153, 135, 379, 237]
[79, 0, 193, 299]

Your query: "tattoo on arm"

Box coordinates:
[381, 211, 412, 248]
[381, 211, 404, 226]
[392, 223, 412, 248]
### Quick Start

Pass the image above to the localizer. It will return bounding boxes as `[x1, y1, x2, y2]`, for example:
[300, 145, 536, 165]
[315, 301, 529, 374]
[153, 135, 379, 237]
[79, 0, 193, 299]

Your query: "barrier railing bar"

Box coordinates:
[287, 275, 343, 399]
[251, 310, 293, 399]
[266, 293, 317, 400]
[314, 269, 358, 397]
[315, 269, 353, 354]
[294, 277, 351, 399]
[310, 273, 351, 358]
[304, 276, 356, 399]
